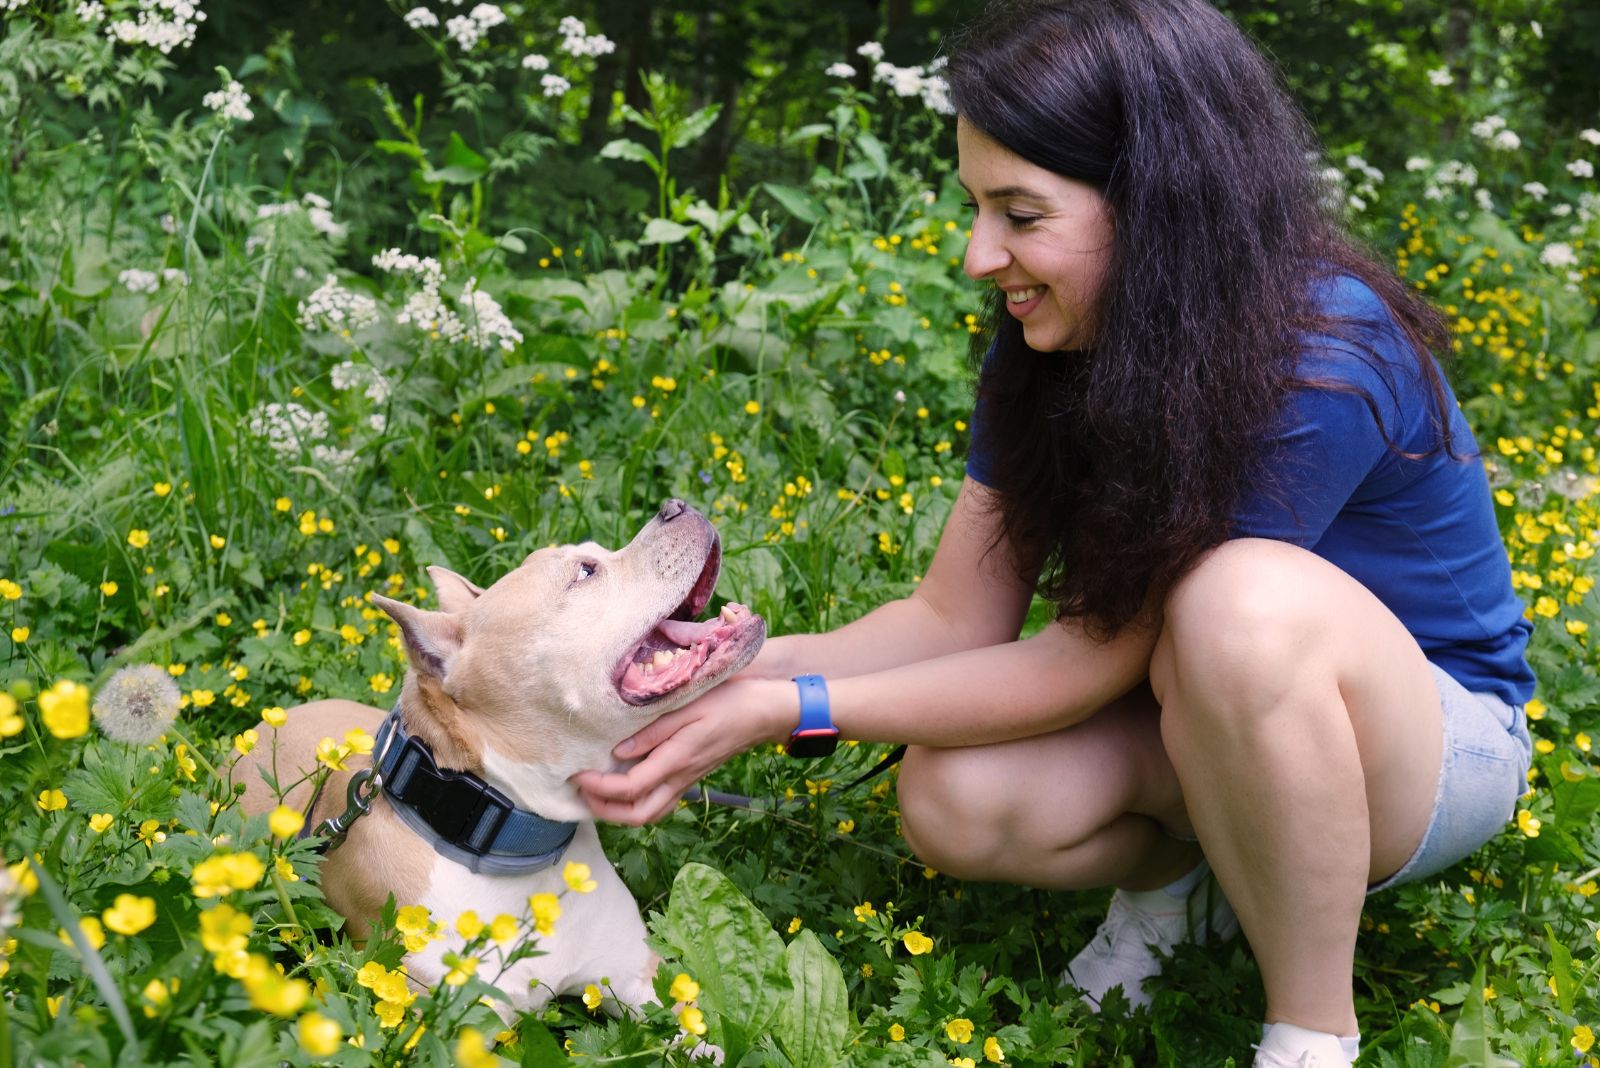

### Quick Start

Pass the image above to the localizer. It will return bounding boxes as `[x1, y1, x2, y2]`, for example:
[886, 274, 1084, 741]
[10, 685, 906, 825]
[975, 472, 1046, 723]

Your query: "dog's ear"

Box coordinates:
[426, 565, 485, 615]
[372, 594, 464, 680]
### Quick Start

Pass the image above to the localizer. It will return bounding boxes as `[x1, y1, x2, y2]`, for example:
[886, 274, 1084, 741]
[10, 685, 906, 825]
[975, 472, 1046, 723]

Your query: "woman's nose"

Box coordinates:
[962, 220, 1010, 280]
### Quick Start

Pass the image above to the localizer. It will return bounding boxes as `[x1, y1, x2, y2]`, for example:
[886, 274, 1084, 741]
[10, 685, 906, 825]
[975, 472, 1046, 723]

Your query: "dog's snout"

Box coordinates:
[657, 499, 688, 523]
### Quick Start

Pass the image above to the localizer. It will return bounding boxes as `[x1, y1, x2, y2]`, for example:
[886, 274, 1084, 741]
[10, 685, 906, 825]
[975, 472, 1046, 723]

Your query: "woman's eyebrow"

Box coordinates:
[958, 179, 1049, 200]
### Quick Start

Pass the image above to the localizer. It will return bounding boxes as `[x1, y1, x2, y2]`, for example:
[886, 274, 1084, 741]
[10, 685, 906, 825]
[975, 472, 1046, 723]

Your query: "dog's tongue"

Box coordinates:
[656, 618, 722, 645]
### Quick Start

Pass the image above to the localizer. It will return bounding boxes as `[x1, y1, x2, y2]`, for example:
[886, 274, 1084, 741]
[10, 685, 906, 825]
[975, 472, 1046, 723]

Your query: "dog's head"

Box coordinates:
[368, 501, 764, 811]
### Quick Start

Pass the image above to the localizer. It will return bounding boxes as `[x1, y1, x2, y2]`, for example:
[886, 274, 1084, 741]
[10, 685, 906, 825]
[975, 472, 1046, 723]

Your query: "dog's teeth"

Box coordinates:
[719, 605, 737, 622]
[652, 650, 674, 669]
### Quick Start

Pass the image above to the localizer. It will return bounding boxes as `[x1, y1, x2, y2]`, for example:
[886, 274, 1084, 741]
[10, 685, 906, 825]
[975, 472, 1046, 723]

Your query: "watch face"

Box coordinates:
[787, 730, 839, 758]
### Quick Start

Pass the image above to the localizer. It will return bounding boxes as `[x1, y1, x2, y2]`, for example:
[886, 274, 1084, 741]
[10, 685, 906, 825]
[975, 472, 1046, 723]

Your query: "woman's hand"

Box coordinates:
[571, 676, 796, 825]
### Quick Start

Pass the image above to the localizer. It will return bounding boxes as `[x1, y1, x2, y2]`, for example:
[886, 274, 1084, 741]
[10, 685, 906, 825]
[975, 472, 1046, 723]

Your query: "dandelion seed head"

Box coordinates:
[94, 664, 181, 745]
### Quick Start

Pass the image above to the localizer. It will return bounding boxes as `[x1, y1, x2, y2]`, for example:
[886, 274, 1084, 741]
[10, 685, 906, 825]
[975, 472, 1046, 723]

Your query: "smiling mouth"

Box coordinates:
[1005, 286, 1044, 303]
[614, 535, 765, 705]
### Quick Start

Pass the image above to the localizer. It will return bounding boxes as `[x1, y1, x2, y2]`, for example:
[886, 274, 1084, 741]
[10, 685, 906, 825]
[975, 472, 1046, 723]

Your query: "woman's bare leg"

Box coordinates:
[1149, 538, 1443, 1036]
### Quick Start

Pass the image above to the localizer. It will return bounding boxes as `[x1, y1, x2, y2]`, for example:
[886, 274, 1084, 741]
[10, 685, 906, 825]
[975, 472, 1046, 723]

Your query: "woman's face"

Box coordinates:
[958, 119, 1114, 352]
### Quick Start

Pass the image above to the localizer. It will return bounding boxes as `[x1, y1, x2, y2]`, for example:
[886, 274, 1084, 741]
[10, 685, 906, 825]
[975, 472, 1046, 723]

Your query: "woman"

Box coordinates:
[575, 2, 1534, 1064]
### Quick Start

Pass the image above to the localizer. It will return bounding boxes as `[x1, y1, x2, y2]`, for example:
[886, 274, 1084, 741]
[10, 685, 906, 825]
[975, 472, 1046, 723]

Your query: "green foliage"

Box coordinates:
[2, 0, 1600, 1065]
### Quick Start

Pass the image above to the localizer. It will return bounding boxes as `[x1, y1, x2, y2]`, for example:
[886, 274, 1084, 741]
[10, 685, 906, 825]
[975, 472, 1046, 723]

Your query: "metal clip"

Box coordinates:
[313, 768, 383, 850]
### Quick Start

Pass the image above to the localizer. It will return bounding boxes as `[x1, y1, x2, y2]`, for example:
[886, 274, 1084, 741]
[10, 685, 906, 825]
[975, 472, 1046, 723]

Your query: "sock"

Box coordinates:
[1114, 860, 1209, 913]
[1258, 1022, 1358, 1065]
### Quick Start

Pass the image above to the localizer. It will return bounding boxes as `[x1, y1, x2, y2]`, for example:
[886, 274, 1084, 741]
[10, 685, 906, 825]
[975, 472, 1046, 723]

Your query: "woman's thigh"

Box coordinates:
[1152, 538, 1447, 883]
[896, 684, 1193, 888]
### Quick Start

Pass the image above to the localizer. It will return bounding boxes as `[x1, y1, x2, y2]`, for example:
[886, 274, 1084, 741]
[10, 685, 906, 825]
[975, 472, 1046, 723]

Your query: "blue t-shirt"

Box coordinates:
[965, 274, 1535, 706]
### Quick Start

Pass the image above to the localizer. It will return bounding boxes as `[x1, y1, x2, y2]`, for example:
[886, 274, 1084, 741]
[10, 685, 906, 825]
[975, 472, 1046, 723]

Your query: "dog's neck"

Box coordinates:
[394, 678, 603, 825]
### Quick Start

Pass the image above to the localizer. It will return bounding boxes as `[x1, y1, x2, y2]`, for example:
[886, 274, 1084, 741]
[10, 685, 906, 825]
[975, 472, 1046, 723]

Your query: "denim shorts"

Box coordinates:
[1367, 663, 1532, 893]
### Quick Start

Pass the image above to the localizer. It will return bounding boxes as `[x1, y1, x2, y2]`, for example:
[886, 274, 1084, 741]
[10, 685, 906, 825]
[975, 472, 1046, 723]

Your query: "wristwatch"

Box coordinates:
[786, 675, 840, 758]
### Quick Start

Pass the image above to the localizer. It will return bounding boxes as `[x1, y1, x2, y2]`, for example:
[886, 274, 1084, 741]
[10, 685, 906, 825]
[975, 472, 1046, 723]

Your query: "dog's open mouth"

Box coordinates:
[614, 537, 764, 705]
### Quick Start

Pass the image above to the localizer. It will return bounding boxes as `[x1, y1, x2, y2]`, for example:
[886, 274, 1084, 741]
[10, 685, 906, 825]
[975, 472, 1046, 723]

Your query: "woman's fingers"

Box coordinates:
[612, 704, 698, 760]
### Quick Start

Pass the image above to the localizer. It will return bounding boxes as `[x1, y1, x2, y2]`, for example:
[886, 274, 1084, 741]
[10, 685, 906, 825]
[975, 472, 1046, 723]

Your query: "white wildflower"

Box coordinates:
[119, 269, 160, 294]
[1539, 242, 1578, 269]
[403, 6, 436, 28]
[1582, 129, 1600, 146]
[1530, 20, 1542, 39]
[1522, 181, 1548, 201]
[1436, 160, 1477, 187]
[1348, 194, 1367, 212]
[159, 213, 177, 234]
[105, 0, 206, 54]
[541, 73, 571, 98]
[297, 275, 380, 333]
[459, 277, 522, 351]
[521, 53, 549, 70]
[1474, 188, 1494, 212]
[202, 79, 253, 124]
[93, 665, 181, 745]
[856, 41, 884, 62]
[330, 361, 392, 404]
[160, 268, 188, 287]
[1423, 185, 1444, 201]
[247, 402, 330, 460]
[921, 73, 953, 115]
[1468, 115, 1506, 139]
[1405, 156, 1431, 172]
[1490, 129, 1521, 152]
[1426, 67, 1452, 87]
[468, 3, 503, 30]
[1569, 159, 1595, 179]
[826, 62, 855, 78]
[75, 2, 105, 21]
[444, 14, 479, 49]
[372, 248, 446, 288]
[1553, 203, 1573, 217]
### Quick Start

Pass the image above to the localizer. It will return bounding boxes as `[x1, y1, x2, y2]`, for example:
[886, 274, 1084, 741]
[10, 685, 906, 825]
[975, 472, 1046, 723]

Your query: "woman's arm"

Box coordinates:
[744, 477, 1037, 679]
[574, 610, 1157, 824]
[574, 480, 1158, 823]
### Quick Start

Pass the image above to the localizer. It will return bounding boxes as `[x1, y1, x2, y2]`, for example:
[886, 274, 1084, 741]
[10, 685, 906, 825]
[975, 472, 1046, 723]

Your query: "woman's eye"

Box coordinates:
[961, 199, 977, 211]
[1006, 213, 1039, 228]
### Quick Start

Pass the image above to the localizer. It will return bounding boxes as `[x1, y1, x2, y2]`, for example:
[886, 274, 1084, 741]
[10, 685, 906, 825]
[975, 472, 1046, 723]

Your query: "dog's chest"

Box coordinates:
[407, 825, 654, 1009]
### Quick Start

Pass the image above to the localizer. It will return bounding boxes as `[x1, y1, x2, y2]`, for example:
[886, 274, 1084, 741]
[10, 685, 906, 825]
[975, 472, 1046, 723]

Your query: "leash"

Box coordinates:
[681, 744, 907, 810]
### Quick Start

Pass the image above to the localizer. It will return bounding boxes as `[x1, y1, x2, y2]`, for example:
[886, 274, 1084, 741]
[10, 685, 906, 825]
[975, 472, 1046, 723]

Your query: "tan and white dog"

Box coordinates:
[237, 500, 764, 1013]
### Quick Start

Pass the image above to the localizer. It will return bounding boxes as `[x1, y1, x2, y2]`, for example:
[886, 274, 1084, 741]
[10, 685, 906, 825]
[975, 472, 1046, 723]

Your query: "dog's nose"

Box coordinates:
[657, 499, 689, 523]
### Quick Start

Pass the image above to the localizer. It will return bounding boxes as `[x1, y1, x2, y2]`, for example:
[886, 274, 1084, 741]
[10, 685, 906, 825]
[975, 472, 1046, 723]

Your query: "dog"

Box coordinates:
[237, 500, 764, 1014]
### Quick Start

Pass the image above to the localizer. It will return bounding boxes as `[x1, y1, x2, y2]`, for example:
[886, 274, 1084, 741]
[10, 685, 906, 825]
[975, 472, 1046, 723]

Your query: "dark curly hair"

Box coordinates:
[947, 0, 1453, 637]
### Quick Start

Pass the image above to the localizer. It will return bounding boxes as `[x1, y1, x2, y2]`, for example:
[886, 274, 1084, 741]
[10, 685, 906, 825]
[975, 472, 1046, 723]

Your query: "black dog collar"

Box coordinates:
[372, 707, 579, 876]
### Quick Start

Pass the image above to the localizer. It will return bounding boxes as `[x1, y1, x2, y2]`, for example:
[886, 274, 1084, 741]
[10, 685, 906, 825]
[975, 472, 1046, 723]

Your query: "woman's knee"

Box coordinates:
[1151, 539, 1331, 717]
[898, 744, 1052, 879]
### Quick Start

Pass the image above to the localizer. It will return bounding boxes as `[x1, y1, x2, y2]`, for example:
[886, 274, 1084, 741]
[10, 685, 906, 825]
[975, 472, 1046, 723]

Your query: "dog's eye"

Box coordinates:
[573, 561, 597, 583]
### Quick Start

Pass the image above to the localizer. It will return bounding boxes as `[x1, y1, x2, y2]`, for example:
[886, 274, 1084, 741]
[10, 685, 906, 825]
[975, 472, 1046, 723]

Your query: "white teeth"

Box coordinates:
[720, 605, 737, 622]
[641, 663, 654, 676]
[652, 650, 674, 669]
[1005, 287, 1041, 304]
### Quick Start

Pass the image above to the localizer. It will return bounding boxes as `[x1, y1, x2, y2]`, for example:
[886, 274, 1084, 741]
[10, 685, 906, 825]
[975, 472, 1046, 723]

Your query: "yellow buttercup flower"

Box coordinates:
[669, 973, 701, 1003]
[946, 1018, 975, 1044]
[127, 529, 150, 549]
[37, 789, 67, 812]
[262, 705, 287, 727]
[583, 983, 603, 1011]
[60, 916, 106, 952]
[40, 679, 90, 739]
[489, 913, 520, 944]
[103, 894, 157, 936]
[902, 931, 934, 955]
[563, 861, 598, 893]
[298, 1012, 342, 1056]
[191, 852, 267, 897]
[529, 892, 561, 936]
[268, 806, 305, 838]
[456, 911, 484, 940]
[455, 1027, 498, 1068]
[153, 481, 172, 497]
[0, 693, 21, 737]
[889, 1023, 906, 1041]
[1517, 809, 1542, 837]
[678, 1005, 707, 1036]
[984, 1035, 1005, 1062]
[853, 901, 876, 922]
[0, 579, 21, 600]
[88, 813, 114, 833]
[99, 581, 118, 596]
[1574, 1026, 1595, 1055]
[210, 535, 226, 549]
[10, 627, 29, 644]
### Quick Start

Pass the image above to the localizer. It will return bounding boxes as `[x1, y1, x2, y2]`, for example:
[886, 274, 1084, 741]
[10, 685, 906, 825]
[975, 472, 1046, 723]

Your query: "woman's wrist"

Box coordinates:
[749, 675, 802, 746]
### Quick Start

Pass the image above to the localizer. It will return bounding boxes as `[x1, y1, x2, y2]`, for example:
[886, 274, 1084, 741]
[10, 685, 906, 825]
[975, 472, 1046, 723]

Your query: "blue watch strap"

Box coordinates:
[792, 674, 834, 734]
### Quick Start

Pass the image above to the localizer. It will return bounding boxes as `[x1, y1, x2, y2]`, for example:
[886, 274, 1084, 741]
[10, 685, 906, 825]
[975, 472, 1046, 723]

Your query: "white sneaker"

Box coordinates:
[1062, 859, 1239, 1010]
[1252, 1022, 1354, 1067]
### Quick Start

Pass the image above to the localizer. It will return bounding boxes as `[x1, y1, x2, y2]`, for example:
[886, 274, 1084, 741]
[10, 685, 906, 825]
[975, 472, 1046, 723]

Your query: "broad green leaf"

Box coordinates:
[1443, 961, 1516, 1068]
[650, 862, 791, 1064]
[600, 138, 661, 174]
[443, 130, 488, 176]
[1545, 923, 1576, 1015]
[763, 182, 823, 224]
[640, 218, 694, 245]
[674, 102, 723, 149]
[774, 930, 851, 1068]
[855, 131, 889, 176]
